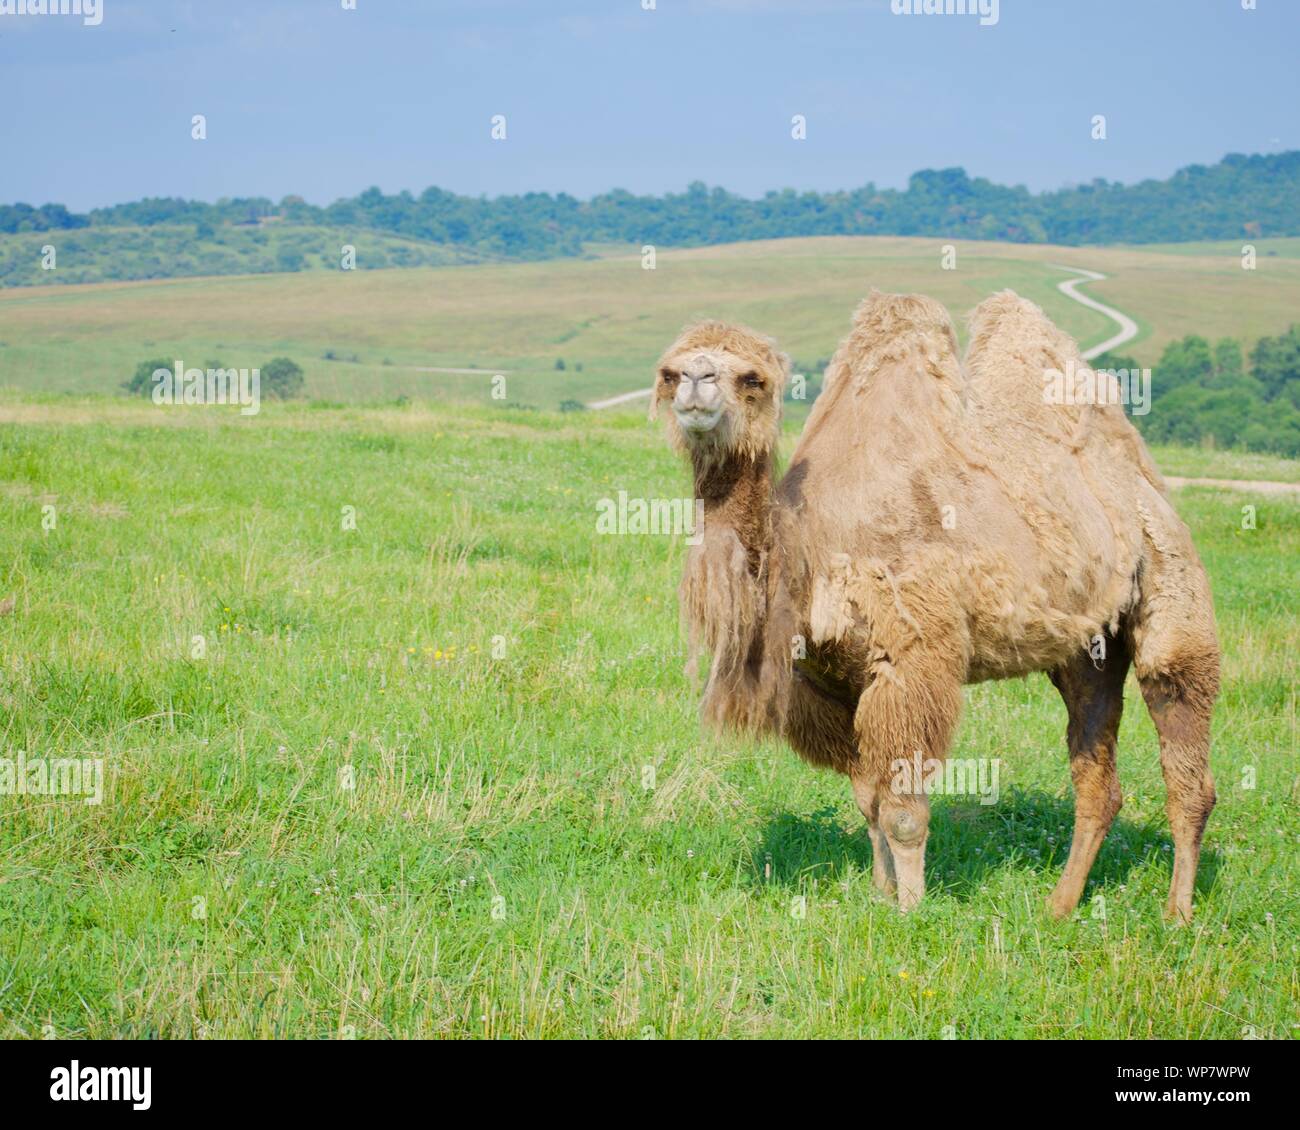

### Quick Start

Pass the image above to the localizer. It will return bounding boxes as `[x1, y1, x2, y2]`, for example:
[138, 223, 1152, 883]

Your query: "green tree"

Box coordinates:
[261, 357, 304, 399]
[1249, 325, 1300, 402]
[1154, 335, 1213, 398]
[1210, 338, 1244, 385]
[124, 357, 175, 397]
[1090, 350, 1140, 374]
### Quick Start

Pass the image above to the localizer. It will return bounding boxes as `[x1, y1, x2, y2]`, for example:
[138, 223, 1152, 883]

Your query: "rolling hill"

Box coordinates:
[2, 236, 1299, 413]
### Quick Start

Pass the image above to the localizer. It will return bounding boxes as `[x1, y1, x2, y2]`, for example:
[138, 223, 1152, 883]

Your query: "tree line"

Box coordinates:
[3, 151, 1296, 257]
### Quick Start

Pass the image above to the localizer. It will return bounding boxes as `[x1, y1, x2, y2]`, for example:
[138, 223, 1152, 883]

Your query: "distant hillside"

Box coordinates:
[2, 151, 1296, 287]
[0, 223, 482, 288]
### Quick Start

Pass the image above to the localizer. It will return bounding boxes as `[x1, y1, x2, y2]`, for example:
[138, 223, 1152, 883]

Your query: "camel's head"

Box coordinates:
[651, 320, 789, 464]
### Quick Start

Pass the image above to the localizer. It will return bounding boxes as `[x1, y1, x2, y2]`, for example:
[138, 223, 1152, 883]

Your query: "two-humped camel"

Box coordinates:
[652, 291, 1219, 921]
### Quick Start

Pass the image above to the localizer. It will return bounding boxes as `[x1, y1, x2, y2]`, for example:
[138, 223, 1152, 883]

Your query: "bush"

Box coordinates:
[261, 357, 304, 399]
[558, 399, 587, 413]
[124, 357, 174, 397]
[275, 248, 305, 272]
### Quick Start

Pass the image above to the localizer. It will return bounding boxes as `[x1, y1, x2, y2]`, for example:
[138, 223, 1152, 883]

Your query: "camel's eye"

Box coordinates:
[740, 372, 763, 389]
[660, 369, 679, 386]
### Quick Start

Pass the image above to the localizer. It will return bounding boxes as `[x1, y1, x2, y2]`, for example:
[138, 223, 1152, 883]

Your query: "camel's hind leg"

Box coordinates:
[1137, 661, 1218, 923]
[1047, 632, 1130, 919]
[1129, 532, 1221, 923]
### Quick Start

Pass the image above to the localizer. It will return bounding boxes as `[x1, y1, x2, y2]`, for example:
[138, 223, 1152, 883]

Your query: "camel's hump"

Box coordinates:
[852, 289, 956, 340]
[966, 289, 1061, 351]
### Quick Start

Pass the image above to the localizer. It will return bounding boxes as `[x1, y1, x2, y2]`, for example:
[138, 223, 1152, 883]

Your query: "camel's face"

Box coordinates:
[667, 348, 731, 434]
[654, 322, 786, 460]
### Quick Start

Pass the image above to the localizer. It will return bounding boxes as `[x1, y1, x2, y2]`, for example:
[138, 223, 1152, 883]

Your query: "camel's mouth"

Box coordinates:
[673, 405, 723, 433]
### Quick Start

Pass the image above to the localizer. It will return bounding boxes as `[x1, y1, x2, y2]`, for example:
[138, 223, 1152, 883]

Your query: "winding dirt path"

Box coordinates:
[589, 262, 1140, 410]
[1051, 264, 1140, 360]
[587, 387, 652, 410]
[1164, 476, 1300, 495]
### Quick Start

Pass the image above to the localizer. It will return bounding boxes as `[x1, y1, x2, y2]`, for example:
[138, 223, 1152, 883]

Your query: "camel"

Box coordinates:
[651, 290, 1219, 921]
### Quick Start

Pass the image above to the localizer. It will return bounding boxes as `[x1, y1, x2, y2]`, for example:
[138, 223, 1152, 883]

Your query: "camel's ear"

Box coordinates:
[776, 350, 793, 397]
[648, 363, 670, 422]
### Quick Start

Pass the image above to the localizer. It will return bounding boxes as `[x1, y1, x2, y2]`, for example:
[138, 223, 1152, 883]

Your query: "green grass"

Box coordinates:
[0, 398, 1295, 1038]
[1133, 237, 1300, 259]
[1147, 444, 1300, 485]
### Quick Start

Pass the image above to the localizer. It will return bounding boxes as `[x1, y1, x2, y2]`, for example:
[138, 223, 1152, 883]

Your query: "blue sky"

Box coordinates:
[2, 0, 1296, 211]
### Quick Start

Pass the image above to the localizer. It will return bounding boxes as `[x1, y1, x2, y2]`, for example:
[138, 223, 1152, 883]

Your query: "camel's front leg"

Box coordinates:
[825, 561, 966, 912]
[851, 775, 897, 897]
[852, 659, 962, 913]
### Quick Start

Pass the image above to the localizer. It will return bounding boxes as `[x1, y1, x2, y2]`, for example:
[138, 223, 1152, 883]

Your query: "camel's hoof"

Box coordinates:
[1046, 894, 1076, 921]
[896, 887, 923, 913]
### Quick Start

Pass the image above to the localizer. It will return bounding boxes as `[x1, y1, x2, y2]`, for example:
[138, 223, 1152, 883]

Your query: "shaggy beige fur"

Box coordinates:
[653, 291, 1219, 920]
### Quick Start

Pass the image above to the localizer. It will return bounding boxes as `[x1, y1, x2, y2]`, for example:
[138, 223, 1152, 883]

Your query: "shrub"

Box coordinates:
[124, 357, 174, 397]
[261, 357, 305, 399]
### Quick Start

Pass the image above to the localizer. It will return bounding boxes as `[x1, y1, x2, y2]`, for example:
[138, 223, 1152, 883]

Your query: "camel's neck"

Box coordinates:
[683, 445, 795, 736]
[691, 448, 775, 570]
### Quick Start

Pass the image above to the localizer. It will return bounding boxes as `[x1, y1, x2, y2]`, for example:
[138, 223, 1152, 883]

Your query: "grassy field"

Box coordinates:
[3, 235, 1299, 410]
[0, 397, 1295, 1039]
